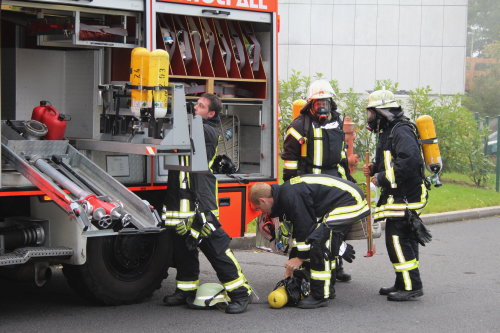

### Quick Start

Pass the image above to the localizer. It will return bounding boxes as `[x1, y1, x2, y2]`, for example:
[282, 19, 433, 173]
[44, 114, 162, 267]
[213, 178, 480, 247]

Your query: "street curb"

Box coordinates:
[230, 206, 500, 250]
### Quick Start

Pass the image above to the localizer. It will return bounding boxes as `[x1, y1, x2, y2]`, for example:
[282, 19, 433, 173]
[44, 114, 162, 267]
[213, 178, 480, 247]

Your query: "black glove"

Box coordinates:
[406, 209, 432, 246]
[338, 242, 356, 263]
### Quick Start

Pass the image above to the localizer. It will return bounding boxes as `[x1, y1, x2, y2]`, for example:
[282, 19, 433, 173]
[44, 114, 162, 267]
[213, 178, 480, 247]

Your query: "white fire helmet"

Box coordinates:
[306, 79, 335, 101]
[187, 283, 231, 309]
[367, 89, 400, 109]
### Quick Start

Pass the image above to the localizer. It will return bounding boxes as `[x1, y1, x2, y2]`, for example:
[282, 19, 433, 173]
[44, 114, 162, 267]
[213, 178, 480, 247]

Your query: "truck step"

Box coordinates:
[0, 247, 73, 266]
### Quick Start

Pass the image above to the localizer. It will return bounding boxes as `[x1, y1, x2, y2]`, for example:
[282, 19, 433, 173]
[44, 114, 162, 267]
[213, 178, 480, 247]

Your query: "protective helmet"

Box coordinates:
[187, 283, 230, 309]
[306, 79, 335, 101]
[366, 89, 400, 109]
[306, 80, 338, 122]
[268, 286, 288, 309]
[366, 89, 403, 132]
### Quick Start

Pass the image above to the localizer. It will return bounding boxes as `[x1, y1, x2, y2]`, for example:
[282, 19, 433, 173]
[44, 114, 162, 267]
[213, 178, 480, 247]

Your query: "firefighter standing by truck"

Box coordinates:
[249, 175, 370, 309]
[161, 93, 252, 314]
[363, 89, 431, 301]
[281, 79, 355, 283]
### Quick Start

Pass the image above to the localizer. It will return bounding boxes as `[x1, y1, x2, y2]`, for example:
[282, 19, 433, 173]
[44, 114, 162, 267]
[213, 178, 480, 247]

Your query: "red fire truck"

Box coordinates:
[0, 0, 279, 304]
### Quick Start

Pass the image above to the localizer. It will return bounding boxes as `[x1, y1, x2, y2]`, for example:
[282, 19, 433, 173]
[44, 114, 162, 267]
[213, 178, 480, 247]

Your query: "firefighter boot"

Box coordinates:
[329, 285, 336, 299]
[297, 295, 329, 309]
[225, 294, 250, 314]
[379, 285, 398, 295]
[387, 289, 423, 301]
[163, 289, 195, 306]
[336, 257, 351, 282]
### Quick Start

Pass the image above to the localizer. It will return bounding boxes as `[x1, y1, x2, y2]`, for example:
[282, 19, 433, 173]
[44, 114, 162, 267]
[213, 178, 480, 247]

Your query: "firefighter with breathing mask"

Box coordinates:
[363, 89, 431, 301]
[282, 79, 355, 283]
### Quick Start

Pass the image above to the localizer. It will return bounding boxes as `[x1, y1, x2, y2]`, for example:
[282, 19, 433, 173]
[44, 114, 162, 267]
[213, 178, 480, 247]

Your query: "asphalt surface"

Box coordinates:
[0, 208, 499, 332]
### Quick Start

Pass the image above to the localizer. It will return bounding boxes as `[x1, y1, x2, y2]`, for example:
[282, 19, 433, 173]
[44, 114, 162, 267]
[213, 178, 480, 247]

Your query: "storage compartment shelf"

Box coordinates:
[28, 7, 142, 49]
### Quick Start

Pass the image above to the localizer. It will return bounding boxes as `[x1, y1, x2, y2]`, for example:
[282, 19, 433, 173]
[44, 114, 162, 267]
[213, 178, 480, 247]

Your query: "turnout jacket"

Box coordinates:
[162, 117, 220, 226]
[281, 111, 351, 182]
[269, 174, 369, 259]
[370, 117, 428, 221]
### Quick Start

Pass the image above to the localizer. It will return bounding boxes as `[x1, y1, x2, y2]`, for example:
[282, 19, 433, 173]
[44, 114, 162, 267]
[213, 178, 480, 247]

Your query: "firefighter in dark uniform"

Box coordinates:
[281, 79, 355, 283]
[249, 175, 370, 309]
[162, 93, 252, 314]
[363, 89, 429, 301]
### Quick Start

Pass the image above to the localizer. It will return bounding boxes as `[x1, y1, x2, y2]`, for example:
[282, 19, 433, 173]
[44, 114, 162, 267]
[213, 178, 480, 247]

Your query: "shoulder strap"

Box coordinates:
[388, 120, 428, 184]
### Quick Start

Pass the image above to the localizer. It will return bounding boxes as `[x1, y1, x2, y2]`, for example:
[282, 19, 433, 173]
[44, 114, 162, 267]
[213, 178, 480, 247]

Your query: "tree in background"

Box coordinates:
[463, 41, 500, 117]
[467, 0, 500, 57]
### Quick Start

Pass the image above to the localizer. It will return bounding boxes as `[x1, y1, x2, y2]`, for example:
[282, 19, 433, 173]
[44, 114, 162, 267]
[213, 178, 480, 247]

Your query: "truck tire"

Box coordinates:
[63, 231, 172, 305]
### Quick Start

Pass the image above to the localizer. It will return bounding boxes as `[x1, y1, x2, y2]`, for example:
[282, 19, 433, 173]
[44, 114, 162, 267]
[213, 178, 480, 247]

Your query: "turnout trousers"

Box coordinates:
[385, 217, 422, 291]
[173, 228, 251, 299]
[306, 224, 352, 300]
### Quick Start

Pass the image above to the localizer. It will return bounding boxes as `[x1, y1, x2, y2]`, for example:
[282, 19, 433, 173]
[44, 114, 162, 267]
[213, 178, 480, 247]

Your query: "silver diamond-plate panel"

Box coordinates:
[7, 140, 69, 157]
[0, 247, 73, 266]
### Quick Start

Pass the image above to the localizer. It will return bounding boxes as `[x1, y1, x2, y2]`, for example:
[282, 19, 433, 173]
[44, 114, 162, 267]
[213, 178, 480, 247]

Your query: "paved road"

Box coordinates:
[1, 216, 499, 332]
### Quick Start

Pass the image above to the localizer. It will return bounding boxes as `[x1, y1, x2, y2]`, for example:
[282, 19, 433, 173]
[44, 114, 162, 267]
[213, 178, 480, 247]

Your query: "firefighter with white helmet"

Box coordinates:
[281, 79, 355, 286]
[363, 89, 432, 301]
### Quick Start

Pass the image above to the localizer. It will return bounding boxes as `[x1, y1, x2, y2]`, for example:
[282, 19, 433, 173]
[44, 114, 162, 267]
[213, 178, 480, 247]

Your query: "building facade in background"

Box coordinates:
[278, 0, 468, 95]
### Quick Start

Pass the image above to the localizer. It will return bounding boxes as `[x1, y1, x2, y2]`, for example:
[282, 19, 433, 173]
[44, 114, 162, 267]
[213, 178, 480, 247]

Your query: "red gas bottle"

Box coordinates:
[31, 101, 49, 122]
[41, 105, 67, 140]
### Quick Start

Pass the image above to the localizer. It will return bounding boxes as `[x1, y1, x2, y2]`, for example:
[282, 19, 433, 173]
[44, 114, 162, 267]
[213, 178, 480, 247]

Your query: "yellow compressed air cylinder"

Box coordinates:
[416, 115, 442, 174]
[292, 99, 307, 120]
[268, 286, 288, 309]
[130, 47, 151, 118]
[149, 49, 170, 118]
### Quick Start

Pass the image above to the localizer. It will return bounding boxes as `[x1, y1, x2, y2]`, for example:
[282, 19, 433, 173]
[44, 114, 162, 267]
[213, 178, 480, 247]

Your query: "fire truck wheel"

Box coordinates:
[63, 231, 173, 305]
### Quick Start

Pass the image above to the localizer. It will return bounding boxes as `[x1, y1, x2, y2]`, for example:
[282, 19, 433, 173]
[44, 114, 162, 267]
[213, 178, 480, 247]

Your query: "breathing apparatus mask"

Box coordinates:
[366, 107, 403, 133]
[311, 98, 334, 123]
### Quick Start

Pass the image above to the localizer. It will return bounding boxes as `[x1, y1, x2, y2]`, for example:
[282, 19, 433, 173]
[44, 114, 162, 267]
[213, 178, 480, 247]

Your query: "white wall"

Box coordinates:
[278, 0, 468, 94]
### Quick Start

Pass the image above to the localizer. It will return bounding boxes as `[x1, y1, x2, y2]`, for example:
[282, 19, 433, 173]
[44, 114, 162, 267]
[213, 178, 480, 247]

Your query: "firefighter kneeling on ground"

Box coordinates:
[282, 79, 357, 283]
[249, 175, 370, 309]
[363, 89, 432, 301]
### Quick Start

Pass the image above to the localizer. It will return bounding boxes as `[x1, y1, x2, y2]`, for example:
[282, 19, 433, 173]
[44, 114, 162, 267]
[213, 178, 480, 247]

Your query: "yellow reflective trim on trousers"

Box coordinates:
[283, 160, 298, 170]
[311, 269, 331, 280]
[177, 280, 199, 291]
[224, 249, 251, 294]
[392, 235, 413, 290]
[374, 186, 428, 220]
[299, 176, 365, 203]
[223, 275, 245, 291]
[393, 259, 419, 272]
[374, 208, 425, 220]
[383, 150, 397, 188]
[313, 128, 323, 172]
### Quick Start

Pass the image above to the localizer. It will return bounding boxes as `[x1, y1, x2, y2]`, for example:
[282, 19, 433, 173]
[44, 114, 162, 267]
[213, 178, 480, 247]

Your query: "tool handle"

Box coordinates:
[364, 152, 374, 255]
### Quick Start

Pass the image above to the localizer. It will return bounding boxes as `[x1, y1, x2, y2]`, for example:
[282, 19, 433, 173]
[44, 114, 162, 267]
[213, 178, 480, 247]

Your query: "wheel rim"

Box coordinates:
[103, 235, 158, 282]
